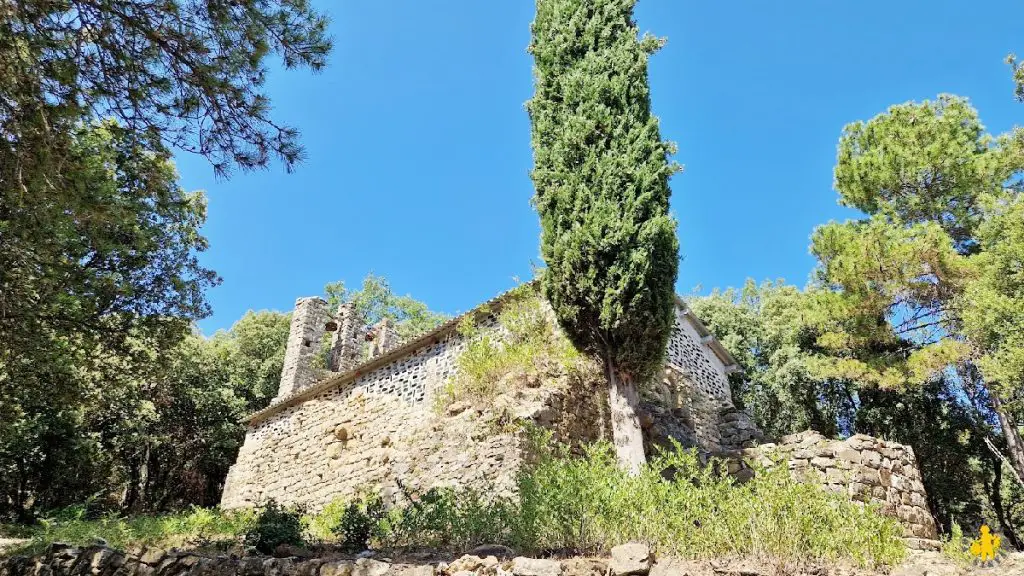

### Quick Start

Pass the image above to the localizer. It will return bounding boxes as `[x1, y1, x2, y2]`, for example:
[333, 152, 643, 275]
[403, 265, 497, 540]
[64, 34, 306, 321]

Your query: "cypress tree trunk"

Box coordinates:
[991, 391, 1024, 483]
[604, 356, 645, 475]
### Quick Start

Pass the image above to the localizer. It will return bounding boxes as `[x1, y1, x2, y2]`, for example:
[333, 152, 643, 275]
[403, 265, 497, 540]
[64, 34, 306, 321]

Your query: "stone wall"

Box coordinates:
[222, 294, 745, 512]
[738, 431, 938, 546]
[222, 322, 518, 510]
[2, 541, 966, 576]
[223, 287, 938, 546]
[276, 298, 330, 401]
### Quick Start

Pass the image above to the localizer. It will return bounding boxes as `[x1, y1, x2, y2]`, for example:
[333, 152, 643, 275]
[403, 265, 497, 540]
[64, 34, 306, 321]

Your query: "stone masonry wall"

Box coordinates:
[223, 289, 938, 546]
[222, 298, 743, 512]
[738, 431, 938, 546]
[276, 297, 329, 402]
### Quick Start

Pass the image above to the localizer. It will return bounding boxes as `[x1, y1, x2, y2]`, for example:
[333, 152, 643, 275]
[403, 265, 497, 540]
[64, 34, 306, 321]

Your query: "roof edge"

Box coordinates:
[244, 284, 742, 425]
[244, 281, 535, 425]
[674, 294, 742, 375]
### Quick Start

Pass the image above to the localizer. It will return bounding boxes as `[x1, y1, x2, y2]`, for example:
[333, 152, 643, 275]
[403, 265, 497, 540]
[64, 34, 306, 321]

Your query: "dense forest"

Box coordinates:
[2, 0, 1024, 559]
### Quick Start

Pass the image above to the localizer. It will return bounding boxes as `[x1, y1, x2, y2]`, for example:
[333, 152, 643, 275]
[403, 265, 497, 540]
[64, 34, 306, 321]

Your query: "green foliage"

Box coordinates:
[10, 507, 255, 556]
[305, 493, 386, 551]
[527, 0, 680, 384]
[833, 95, 1014, 252]
[0, 122, 218, 520]
[690, 282, 998, 535]
[692, 94, 1024, 542]
[8, 444, 906, 568]
[384, 487, 519, 552]
[513, 441, 904, 567]
[374, 440, 904, 568]
[810, 95, 1024, 532]
[439, 285, 591, 409]
[812, 95, 1024, 390]
[215, 311, 294, 408]
[244, 500, 305, 555]
[941, 522, 976, 565]
[960, 195, 1024, 398]
[1, 0, 332, 177]
[687, 281, 855, 439]
[325, 274, 449, 341]
[0, 0, 333, 522]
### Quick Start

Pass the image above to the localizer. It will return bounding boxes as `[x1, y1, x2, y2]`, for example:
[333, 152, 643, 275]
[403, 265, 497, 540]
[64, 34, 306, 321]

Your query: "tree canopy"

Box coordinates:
[527, 0, 680, 472]
[691, 93, 1024, 542]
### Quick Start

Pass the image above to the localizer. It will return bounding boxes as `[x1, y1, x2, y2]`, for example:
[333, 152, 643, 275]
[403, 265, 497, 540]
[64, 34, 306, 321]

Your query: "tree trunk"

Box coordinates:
[990, 392, 1024, 483]
[989, 455, 1023, 550]
[604, 356, 646, 475]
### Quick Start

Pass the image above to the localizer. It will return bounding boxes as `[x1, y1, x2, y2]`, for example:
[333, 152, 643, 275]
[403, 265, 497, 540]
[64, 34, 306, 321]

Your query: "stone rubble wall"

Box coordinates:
[276, 298, 330, 401]
[328, 303, 364, 373]
[222, 300, 743, 513]
[736, 430, 938, 545]
[222, 323, 523, 511]
[1, 540, 979, 576]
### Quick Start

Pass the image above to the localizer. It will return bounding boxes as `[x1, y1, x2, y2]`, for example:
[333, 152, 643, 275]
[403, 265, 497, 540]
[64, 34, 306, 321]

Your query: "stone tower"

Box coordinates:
[275, 296, 328, 401]
[369, 318, 401, 358]
[327, 302, 365, 373]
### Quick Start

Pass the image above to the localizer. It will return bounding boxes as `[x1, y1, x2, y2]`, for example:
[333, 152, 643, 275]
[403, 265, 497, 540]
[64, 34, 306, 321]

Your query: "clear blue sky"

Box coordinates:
[182, 0, 1024, 334]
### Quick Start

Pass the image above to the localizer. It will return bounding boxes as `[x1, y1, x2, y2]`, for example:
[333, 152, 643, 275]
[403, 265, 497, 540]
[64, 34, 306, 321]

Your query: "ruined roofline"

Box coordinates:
[244, 281, 741, 426]
[243, 282, 535, 425]
[674, 294, 743, 376]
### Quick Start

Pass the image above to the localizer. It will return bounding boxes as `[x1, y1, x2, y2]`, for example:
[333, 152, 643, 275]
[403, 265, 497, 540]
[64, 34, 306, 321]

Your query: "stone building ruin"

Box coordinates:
[221, 283, 939, 548]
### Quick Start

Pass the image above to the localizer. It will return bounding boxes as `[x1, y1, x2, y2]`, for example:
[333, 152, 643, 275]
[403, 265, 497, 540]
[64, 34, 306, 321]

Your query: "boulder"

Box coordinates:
[353, 558, 390, 576]
[558, 558, 606, 576]
[511, 557, 561, 576]
[609, 543, 653, 576]
[320, 561, 354, 576]
[447, 555, 485, 574]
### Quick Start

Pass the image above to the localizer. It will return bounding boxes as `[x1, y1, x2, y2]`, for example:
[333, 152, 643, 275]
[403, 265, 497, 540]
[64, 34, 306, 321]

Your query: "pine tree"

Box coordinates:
[527, 0, 680, 473]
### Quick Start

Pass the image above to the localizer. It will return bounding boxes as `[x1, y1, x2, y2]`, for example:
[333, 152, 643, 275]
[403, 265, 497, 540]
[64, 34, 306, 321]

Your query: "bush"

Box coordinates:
[385, 487, 518, 551]
[514, 441, 906, 566]
[306, 493, 386, 550]
[244, 500, 304, 554]
[940, 521, 975, 565]
[7, 506, 255, 556]
[376, 438, 906, 568]
[436, 285, 594, 410]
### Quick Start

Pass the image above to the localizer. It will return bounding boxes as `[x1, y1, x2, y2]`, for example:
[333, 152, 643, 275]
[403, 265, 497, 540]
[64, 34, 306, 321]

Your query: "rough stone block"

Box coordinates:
[511, 558, 562, 576]
[609, 543, 653, 576]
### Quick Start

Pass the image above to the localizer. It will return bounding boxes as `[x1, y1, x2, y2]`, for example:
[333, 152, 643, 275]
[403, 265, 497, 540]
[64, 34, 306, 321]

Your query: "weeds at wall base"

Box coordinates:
[5, 440, 906, 570]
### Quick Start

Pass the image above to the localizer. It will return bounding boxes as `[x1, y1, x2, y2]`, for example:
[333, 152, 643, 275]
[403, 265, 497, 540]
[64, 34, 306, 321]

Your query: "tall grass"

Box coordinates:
[7, 442, 907, 569]
[8, 506, 255, 556]
[510, 440, 905, 567]
[436, 286, 592, 410]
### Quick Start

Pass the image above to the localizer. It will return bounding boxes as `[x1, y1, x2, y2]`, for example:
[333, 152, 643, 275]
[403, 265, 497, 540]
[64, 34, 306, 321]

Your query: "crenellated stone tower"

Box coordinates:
[275, 297, 329, 401]
[327, 303, 364, 373]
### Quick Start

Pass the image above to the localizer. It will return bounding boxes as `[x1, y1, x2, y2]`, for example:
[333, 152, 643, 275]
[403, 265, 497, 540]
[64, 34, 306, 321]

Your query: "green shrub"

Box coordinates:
[384, 487, 518, 551]
[437, 285, 594, 410]
[514, 440, 906, 567]
[244, 500, 304, 554]
[377, 438, 906, 568]
[940, 521, 975, 565]
[7, 507, 254, 556]
[305, 493, 387, 550]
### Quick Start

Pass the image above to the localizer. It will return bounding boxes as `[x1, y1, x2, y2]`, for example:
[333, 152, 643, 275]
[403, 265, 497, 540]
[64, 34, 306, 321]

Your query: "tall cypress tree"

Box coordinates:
[527, 0, 680, 473]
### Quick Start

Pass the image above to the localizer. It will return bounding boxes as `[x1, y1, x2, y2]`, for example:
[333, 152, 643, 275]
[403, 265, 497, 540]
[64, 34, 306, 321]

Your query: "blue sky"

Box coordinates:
[182, 1, 1024, 334]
